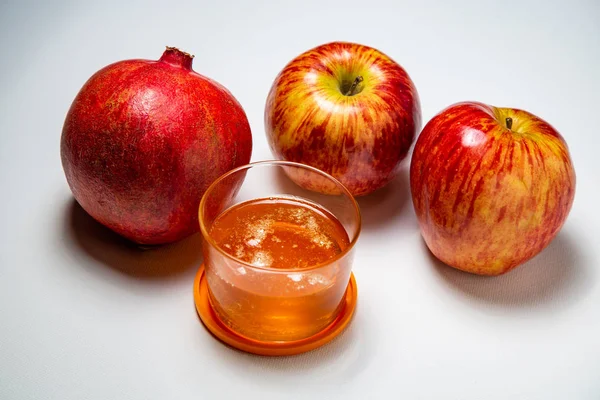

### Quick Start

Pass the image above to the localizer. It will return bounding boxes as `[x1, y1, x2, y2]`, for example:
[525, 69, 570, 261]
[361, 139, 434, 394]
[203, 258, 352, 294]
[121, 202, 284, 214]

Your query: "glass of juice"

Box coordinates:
[198, 161, 361, 343]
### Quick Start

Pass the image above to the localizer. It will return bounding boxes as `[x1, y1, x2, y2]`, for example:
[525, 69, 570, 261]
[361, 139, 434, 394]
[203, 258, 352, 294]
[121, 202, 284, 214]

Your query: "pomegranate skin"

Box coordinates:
[61, 48, 252, 245]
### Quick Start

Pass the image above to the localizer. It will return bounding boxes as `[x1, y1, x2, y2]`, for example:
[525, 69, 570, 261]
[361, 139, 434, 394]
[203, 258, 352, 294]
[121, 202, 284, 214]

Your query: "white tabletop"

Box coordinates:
[1, 1, 599, 399]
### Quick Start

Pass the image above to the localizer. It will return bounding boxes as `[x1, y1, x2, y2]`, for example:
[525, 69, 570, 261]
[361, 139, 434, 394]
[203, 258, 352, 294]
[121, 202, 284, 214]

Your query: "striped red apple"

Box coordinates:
[410, 102, 576, 275]
[265, 42, 421, 196]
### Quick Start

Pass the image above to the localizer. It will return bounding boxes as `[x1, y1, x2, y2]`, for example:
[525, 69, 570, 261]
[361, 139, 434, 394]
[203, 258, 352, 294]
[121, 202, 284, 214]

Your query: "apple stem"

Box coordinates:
[506, 117, 513, 130]
[345, 76, 364, 96]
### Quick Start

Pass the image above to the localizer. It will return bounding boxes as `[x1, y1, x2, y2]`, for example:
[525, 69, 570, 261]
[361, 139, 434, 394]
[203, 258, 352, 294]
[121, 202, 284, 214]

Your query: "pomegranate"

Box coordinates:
[61, 47, 252, 245]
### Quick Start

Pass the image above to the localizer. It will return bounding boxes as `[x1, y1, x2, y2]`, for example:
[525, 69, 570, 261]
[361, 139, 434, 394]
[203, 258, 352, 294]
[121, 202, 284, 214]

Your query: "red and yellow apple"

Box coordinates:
[265, 41, 421, 196]
[410, 102, 576, 275]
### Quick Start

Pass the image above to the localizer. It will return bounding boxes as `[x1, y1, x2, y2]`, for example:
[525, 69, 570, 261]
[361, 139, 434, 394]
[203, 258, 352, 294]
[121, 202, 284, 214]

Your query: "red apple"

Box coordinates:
[410, 102, 576, 275]
[61, 47, 252, 245]
[265, 42, 421, 196]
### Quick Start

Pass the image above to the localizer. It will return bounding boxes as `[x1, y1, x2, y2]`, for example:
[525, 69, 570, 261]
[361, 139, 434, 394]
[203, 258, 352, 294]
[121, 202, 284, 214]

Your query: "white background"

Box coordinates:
[1, 0, 599, 399]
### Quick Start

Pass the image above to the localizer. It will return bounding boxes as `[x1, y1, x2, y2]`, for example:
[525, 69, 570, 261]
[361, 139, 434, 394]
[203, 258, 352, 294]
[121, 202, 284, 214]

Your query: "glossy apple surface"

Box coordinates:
[265, 41, 421, 196]
[410, 102, 575, 275]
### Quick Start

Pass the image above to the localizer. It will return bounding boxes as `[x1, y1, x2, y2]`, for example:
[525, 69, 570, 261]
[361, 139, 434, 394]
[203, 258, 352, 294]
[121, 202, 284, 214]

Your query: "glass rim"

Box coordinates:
[198, 160, 361, 273]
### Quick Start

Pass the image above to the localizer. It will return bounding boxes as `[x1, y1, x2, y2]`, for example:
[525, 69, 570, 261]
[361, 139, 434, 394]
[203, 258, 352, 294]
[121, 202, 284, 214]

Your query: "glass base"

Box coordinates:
[193, 264, 357, 356]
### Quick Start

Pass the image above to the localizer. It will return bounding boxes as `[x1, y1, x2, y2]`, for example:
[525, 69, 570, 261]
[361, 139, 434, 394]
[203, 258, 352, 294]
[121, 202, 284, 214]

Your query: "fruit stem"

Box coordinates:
[345, 76, 364, 96]
[159, 46, 194, 70]
[506, 117, 513, 130]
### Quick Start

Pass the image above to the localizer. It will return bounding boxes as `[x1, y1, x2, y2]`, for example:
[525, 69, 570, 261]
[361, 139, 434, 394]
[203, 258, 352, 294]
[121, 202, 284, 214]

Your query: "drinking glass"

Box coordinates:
[198, 161, 361, 342]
